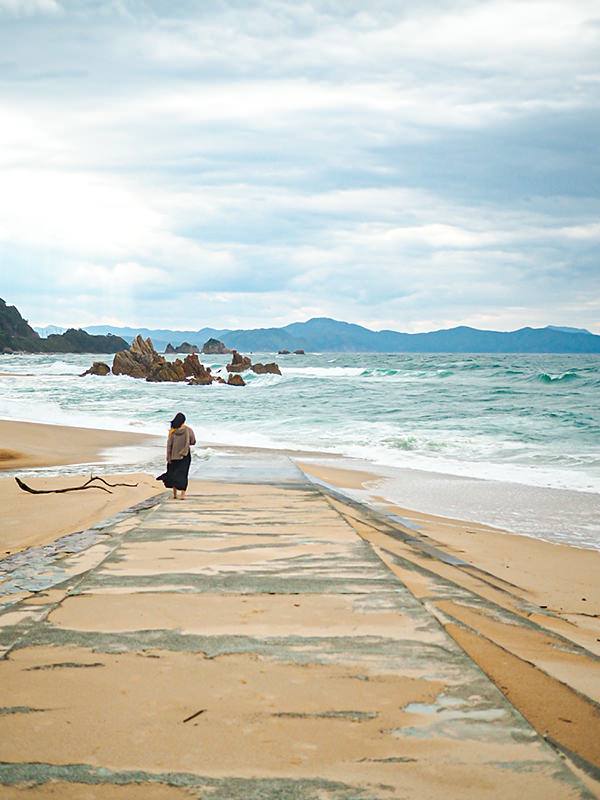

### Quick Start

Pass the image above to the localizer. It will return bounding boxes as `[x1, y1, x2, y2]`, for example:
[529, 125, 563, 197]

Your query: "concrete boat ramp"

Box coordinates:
[0, 454, 595, 799]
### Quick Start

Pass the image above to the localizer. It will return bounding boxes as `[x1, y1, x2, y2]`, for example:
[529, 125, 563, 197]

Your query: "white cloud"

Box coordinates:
[0, 0, 61, 15]
[64, 261, 168, 291]
[0, 0, 598, 333]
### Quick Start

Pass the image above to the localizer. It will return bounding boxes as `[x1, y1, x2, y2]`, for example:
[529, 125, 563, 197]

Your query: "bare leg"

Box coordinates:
[172, 488, 177, 499]
[180, 491, 185, 500]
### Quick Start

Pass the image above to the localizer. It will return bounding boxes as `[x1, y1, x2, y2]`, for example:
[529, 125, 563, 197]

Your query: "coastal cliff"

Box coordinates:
[0, 299, 128, 354]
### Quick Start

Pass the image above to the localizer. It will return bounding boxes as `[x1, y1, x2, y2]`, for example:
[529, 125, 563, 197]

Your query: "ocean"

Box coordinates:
[1, 351, 599, 550]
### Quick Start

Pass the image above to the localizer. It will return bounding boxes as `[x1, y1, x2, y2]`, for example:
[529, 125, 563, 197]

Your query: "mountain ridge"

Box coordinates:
[35, 316, 600, 354]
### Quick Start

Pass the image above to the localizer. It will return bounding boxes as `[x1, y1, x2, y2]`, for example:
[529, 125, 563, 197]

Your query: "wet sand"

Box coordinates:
[0, 419, 159, 471]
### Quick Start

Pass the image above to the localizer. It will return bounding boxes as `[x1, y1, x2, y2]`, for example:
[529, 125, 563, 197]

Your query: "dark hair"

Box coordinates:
[170, 412, 186, 429]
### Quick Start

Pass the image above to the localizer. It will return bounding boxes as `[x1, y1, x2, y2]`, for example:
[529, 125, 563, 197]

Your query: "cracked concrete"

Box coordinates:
[0, 454, 594, 798]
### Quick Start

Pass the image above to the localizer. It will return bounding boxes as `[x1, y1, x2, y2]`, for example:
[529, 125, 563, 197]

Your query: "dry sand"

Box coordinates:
[0, 420, 163, 555]
[0, 473, 164, 556]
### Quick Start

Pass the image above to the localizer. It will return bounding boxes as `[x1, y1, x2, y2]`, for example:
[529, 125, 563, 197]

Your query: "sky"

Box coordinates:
[1, 0, 599, 334]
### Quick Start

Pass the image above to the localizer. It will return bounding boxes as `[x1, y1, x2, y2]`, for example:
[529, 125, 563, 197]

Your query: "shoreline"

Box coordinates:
[291, 455, 600, 552]
[0, 419, 161, 471]
[2, 418, 599, 552]
[294, 459, 600, 629]
[0, 420, 165, 556]
[1, 419, 599, 789]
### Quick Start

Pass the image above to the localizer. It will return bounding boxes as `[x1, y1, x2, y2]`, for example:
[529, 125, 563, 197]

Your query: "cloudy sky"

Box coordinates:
[1, 0, 599, 333]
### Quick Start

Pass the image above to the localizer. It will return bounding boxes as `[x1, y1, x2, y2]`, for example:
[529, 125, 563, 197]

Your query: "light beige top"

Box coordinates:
[167, 425, 196, 462]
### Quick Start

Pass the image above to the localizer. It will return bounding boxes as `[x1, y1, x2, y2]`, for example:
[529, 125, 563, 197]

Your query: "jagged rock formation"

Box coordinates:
[111, 335, 241, 385]
[227, 373, 245, 386]
[80, 361, 110, 377]
[226, 350, 252, 373]
[293, 349, 305, 355]
[202, 338, 231, 355]
[112, 335, 158, 378]
[146, 358, 186, 382]
[278, 349, 290, 355]
[251, 362, 282, 375]
[164, 343, 176, 354]
[183, 354, 213, 385]
[226, 349, 282, 377]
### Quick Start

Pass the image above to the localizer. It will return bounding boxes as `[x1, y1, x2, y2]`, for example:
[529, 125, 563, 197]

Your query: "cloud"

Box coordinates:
[0, 0, 598, 333]
[0, 0, 61, 16]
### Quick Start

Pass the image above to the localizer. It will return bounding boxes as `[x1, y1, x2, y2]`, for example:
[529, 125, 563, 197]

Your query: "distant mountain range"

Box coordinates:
[31, 317, 600, 354]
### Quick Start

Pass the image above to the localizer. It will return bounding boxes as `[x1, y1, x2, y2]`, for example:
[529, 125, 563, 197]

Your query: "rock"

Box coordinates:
[113, 334, 159, 378]
[278, 349, 290, 355]
[113, 334, 186, 382]
[202, 338, 231, 355]
[183, 354, 213, 384]
[164, 343, 176, 354]
[213, 375, 227, 384]
[293, 349, 305, 355]
[80, 361, 110, 377]
[174, 341, 199, 354]
[251, 362, 281, 375]
[227, 373, 246, 386]
[226, 350, 252, 373]
[147, 357, 187, 382]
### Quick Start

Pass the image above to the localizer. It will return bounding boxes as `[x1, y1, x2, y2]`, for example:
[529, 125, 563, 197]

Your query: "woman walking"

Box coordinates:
[157, 412, 196, 500]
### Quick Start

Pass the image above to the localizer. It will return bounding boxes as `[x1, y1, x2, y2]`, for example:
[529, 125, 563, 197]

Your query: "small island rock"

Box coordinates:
[202, 338, 231, 355]
[251, 362, 281, 375]
[227, 373, 246, 386]
[174, 341, 199, 354]
[80, 361, 110, 377]
[226, 350, 252, 373]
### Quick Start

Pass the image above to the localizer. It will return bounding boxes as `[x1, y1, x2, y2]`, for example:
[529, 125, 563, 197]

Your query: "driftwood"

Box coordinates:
[183, 709, 206, 723]
[15, 475, 138, 495]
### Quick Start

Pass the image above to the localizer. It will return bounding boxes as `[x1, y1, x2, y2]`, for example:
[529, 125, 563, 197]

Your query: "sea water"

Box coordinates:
[1, 351, 599, 549]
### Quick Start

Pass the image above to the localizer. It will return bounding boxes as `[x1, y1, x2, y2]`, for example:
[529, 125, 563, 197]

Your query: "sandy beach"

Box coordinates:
[0, 420, 163, 555]
[0, 422, 599, 796]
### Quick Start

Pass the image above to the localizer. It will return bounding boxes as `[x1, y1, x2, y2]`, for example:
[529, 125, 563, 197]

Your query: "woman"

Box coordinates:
[157, 412, 196, 500]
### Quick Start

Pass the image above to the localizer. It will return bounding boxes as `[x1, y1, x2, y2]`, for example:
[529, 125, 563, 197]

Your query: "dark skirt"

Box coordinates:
[157, 453, 191, 491]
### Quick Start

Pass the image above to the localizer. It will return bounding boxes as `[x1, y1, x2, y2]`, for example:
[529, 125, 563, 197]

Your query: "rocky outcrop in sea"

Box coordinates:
[80, 335, 270, 386]
[202, 338, 231, 354]
[81, 336, 281, 386]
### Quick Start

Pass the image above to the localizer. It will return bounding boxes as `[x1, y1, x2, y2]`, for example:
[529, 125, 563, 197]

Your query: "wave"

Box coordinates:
[283, 366, 365, 378]
[360, 368, 400, 377]
[535, 372, 580, 384]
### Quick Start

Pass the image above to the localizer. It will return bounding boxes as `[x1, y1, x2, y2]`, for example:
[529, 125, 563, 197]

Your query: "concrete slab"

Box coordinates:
[0, 458, 593, 798]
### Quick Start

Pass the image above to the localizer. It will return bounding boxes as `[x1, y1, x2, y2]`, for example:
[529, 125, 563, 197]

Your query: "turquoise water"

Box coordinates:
[1, 351, 599, 549]
[1, 351, 598, 492]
